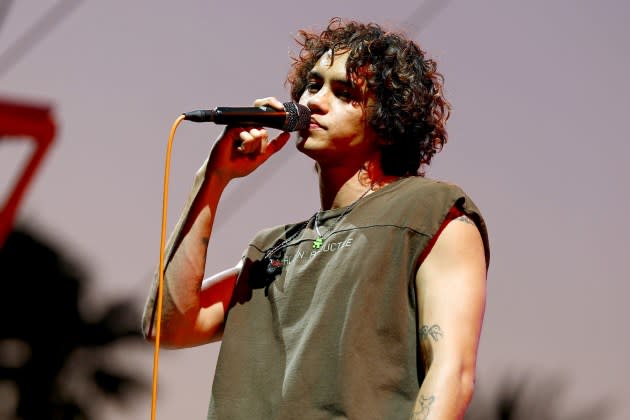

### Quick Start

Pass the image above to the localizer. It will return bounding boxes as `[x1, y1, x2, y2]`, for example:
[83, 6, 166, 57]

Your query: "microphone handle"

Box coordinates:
[183, 106, 287, 130]
[213, 106, 286, 128]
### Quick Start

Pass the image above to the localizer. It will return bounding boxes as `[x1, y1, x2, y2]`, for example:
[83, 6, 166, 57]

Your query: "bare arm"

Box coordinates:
[141, 98, 291, 348]
[411, 215, 487, 419]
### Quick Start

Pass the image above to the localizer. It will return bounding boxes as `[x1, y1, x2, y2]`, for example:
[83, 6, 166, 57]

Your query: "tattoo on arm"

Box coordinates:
[413, 395, 435, 420]
[201, 237, 209, 246]
[419, 324, 443, 341]
[455, 214, 474, 225]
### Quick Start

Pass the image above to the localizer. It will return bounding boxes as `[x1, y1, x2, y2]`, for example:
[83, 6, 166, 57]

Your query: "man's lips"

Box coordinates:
[298, 119, 324, 137]
[309, 119, 324, 129]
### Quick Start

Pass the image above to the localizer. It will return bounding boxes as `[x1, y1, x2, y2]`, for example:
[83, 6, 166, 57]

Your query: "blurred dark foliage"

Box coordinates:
[465, 373, 615, 420]
[0, 226, 147, 419]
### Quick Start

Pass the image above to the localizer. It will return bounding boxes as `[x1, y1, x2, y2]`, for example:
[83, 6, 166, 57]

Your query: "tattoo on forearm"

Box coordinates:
[413, 395, 435, 420]
[455, 215, 474, 225]
[201, 237, 209, 246]
[419, 324, 443, 341]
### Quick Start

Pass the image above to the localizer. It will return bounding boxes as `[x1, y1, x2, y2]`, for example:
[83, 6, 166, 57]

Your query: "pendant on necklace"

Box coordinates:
[313, 236, 324, 249]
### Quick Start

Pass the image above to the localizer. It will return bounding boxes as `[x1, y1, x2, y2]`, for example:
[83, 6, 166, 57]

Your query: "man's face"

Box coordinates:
[297, 51, 378, 168]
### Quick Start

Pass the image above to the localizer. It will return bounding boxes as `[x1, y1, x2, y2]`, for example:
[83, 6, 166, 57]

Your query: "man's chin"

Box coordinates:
[295, 134, 310, 152]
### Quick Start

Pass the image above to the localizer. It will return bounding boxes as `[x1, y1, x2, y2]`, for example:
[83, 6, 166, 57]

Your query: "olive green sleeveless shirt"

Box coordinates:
[208, 177, 489, 419]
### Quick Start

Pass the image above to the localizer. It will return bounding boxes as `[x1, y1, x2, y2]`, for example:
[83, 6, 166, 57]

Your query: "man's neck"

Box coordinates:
[317, 158, 397, 210]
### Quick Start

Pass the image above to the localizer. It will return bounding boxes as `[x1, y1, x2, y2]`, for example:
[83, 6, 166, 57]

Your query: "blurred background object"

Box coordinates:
[0, 226, 147, 420]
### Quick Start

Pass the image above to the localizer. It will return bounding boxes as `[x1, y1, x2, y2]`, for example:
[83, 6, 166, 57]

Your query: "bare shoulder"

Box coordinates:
[432, 215, 484, 265]
[417, 213, 487, 289]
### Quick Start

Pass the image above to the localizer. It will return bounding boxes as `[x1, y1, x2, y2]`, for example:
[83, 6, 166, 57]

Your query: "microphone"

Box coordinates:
[182, 102, 310, 132]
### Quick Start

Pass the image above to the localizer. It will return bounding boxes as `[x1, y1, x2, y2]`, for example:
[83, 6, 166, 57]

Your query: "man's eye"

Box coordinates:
[306, 82, 320, 92]
[339, 90, 352, 99]
[337, 88, 357, 102]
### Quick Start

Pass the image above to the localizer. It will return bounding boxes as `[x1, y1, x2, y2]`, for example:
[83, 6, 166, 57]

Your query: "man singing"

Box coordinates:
[143, 18, 489, 420]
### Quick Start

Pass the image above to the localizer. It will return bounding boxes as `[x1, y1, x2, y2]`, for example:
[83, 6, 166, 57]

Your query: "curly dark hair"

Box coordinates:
[288, 18, 451, 176]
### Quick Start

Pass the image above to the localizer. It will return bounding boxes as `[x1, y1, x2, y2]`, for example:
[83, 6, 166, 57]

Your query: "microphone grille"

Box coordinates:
[282, 102, 311, 132]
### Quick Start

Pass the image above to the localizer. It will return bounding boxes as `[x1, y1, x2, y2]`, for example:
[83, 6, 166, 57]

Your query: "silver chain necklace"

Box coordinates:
[312, 187, 371, 249]
[263, 186, 371, 274]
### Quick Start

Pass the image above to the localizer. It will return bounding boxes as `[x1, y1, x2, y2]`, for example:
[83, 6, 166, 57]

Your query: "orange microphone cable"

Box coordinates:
[151, 114, 186, 420]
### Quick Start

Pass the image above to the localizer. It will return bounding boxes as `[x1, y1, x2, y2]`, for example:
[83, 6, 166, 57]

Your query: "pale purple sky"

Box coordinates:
[2, 1, 629, 419]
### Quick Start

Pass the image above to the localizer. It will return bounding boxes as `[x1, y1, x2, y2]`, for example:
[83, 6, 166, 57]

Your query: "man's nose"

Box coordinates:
[307, 89, 329, 113]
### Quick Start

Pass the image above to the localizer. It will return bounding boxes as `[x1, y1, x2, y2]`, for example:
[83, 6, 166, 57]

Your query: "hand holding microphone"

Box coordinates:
[202, 97, 303, 180]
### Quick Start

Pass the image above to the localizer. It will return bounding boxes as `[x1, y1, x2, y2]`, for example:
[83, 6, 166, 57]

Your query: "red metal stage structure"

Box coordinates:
[0, 96, 56, 247]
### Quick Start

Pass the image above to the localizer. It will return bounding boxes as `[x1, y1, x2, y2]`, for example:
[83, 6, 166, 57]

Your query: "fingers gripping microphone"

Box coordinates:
[183, 102, 311, 132]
